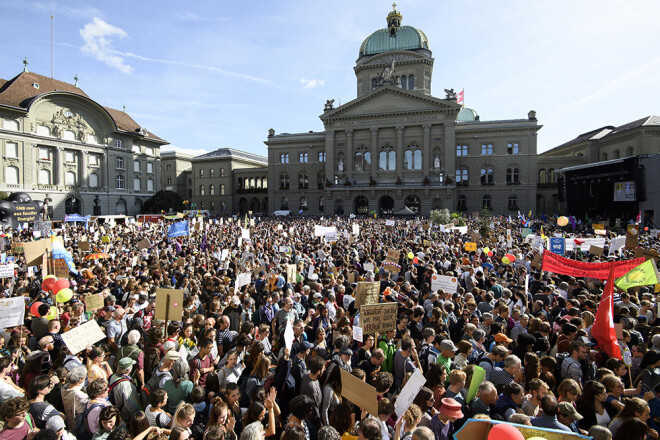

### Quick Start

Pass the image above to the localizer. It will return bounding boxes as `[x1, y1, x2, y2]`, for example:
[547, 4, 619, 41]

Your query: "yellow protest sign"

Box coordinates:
[464, 242, 477, 252]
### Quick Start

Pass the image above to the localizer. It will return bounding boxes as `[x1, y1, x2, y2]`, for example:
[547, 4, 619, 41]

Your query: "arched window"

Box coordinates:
[36, 125, 50, 136]
[602, 152, 608, 161]
[280, 173, 289, 189]
[318, 152, 326, 162]
[404, 150, 413, 170]
[626, 146, 634, 157]
[280, 154, 289, 164]
[116, 174, 124, 189]
[548, 169, 555, 183]
[199, 185, 205, 196]
[481, 144, 493, 156]
[221, 184, 225, 195]
[317, 170, 325, 189]
[455, 168, 469, 184]
[220, 168, 225, 176]
[400, 75, 407, 90]
[237, 178, 243, 189]
[354, 147, 371, 171]
[403, 146, 423, 170]
[199, 169, 204, 178]
[482, 195, 492, 210]
[89, 173, 99, 188]
[147, 179, 154, 191]
[38, 169, 51, 185]
[65, 171, 76, 186]
[134, 177, 141, 191]
[538, 169, 546, 184]
[408, 74, 414, 90]
[116, 199, 127, 215]
[507, 142, 519, 155]
[5, 166, 18, 184]
[299, 172, 309, 189]
[300, 196, 308, 210]
[506, 167, 520, 184]
[210, 169, 215, 178]
[508, 195, 517, 210]
[262, 178, 267, 188]
[457, 195, 467, 211]
[210, 184, 215, 195]
[379, 147, 396, 171]
[3, 119, 19, 131]
[371, 78, 377, 90]
[480, 168, 494, 185]
[299, 152, 308, 163]
[66, 197, 81, 215]
[281, 196, 289, 210]
[456, 145, 468, 156]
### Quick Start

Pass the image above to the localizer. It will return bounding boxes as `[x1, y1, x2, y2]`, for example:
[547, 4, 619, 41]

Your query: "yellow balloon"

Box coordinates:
[557, 216, 569, 227]
[502, 257, 511, 264]
[483, 247, 490, 254]
[46, 306, 58, 320]
[44, 274, 56, 280]
[407, 252, 414, 259]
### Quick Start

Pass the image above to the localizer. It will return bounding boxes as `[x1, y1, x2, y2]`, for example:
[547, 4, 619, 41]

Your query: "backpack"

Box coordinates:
[143, 345, 162, 383]
[140, 369, 171, 409]
[418, 343, 432, 372]
[73, 403, 104, 440]
[555, 352, 571, 381]
[108, 377, 132, 407]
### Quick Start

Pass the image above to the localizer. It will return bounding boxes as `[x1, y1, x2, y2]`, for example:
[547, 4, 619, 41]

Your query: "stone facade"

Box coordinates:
[160, 151, 193, 201]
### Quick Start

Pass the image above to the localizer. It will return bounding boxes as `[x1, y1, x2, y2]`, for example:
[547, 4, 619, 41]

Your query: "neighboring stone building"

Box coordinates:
[0, 63, 167, 218]
[265, 7, 541, 216]
[160, 151, 193, 201]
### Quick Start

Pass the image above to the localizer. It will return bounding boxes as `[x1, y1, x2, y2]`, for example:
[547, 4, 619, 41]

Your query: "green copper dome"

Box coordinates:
[359, 26, 429, 57]
[457, 107, 479, 122]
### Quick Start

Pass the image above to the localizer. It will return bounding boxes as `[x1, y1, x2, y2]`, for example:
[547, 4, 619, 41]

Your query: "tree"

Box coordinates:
[142, 191, 184, 214]
[0, 191, 9, 201]
[430, 208, 451, 225]
[479, 208, 492, 237]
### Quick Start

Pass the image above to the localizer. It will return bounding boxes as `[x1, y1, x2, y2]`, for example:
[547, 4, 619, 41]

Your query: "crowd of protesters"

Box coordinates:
[0, 213, 658, 440]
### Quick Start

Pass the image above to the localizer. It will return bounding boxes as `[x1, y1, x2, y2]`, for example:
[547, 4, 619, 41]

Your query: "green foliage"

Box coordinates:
[142, 190, 184, 214]
[430, 208, 451, 225]
[0, 191, 9, 201]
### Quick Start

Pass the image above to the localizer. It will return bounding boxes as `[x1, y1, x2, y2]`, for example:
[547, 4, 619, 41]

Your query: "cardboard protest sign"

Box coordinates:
[137, 239, 151, 251]
[464, 242, 477, 252]
[23, 240, 53, 266]
[454, 419, 590, 440]
[340, 369, 378, 417]
[467, 366, 486, 402]
[176, 258, 185, 267]
[635, 247, 660, 263]
[394, 368, 426, 417]
[10, 244, 24, 254]
[423, 239, 432, 247]
[0, 297, 25, 328]
[531, 254, 543, 270]
[355, 282, 380, 308]
[84, 293, 104, 311]
[360, 303, 397, 333]
[363, 262, 375, 272]
[385, 249, 400, 263]
[0, 264, 14, 279]
[286, 264, 297, 284]
[626, 224, 639, 249]
[78, 241, 90, 251]
[422, 223, 430, 231]
[52, 258, 69, 277]
[61, 320, 106, 355]
[253, 265, 266, 277]
[431, 274, 459, 293]
[155, 288, 185, 321]
[347, 272, 356, 284]
[589, 246, 604, 256]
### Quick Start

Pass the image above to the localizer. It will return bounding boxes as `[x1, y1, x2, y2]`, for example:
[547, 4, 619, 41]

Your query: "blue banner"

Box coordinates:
[167, 221, 189, 238]
[550, 237, 565, 255]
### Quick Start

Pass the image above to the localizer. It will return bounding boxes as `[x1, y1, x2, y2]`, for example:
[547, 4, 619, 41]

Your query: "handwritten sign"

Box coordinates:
[0, 264, 14, 279]
[0, 297, 25, 328]
[52, 258, 69, 277]
[84, 294, 104, 311]
[340, 369, 378, 417]
[386, 249, 400, 263]
[355, 282, 380, 308]
[78, 241, 90, 252]
[60, 320, 107, 355]
[360, 303, 397, 333]
[155, 288, 185, 321]
[394, 368, 426, 417]
[352, 326, 363, 342]
[137, 239, 151, 251]
[235, 272, 251, 290]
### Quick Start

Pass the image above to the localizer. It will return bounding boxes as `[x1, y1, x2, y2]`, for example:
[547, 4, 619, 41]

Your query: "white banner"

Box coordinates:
[61, 320, 106, 355]
[564, 237, 606, 252]
[241, 228, 250, 240]
[431, 274, 459, 293]
[352, 224, 360, 236]
[0, 264, 14, 279]
[394, 368, 427, 417]
[324, 231, 338, 243]
[385, 220, 395, 226]
[314, 225, 336, 237]
[0, 297, 25, 328]
[608, 236, 626, 256]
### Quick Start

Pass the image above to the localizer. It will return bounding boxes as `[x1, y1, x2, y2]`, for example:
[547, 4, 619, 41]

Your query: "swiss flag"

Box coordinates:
[591, 266, 622, 360]
[457, 90, 464, 104]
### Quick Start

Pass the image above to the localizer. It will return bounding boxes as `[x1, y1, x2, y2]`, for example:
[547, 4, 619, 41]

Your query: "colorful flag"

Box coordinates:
[201, 233, 208, 251]
[457, 89, 464, 105]
[614, 259, 660, 291]
[592, 267, 622, 360]
[635, 210, 641, 224]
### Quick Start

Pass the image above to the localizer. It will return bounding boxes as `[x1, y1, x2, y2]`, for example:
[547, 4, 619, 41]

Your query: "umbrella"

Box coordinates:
[83, 252, 111, 260]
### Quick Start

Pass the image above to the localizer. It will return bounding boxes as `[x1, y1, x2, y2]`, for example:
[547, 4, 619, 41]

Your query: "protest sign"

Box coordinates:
[78, 241, 90, 251]
[635, 247, 660, 263]
[352, 224, 360, 236]
[394, 369, 426, 417]
[286, 264, 297, 284]
[0, 264, 14, 279]
[431, 274, 458, 293]
[253, 265, 266, 276]
[385, 220, 395, 227]
[521, 228, 533, 237]
[11, 244, 24, 254]
[84, 293, 104, 311]
[549, 237, 565, 255]
[352, 326, 363, 342]
[235, 272, 251, 290]
[564, 237, 606, 252]
[314, 225, 336, 237]
[284, 320, 294, 351]
[355, 282, 380, 308]
[347, 272, 356, 284]
[34, 220, 51, 237]
[626, 224, 639, 249]
[324, 231, 337, 243]
[61, 320, 106, 355]
[464, 242, 477, 252]
[467, 365, 486, 402]
[137, 239, 151, 251]
[385, 249, 400, 263]
[23, 240, 52, 266]
[52, 258, 69, 277]
[542, 251, 644, 279]
[360, 303, 397, 333]
[423, 239, 432, 247]
[589, 246, 604, 256]
[241, 228, 250, 240]
[609, 236, 626, 256]
[0, 297, 25, 328]
[363, 262, 375, 272]
[593, 223, 605, 231]
[155, 288, 185, 321]
[340, 369, 378, 417]
[176, 258, 185, 267]
[454, 419, 590, 440]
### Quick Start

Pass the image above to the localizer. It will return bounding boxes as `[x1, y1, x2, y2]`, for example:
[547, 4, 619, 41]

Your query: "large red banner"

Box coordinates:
[541, 251, 644, 279]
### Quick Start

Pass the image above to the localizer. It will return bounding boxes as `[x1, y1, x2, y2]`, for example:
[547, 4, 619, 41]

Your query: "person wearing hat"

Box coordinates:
[557, 401, 584, 434]
[151, 349, 179, 390]
[430, 398, 463, 440]
[45, 414, 76, 440]
[108, 357, 139, 423]
[436, 340, 457, 376]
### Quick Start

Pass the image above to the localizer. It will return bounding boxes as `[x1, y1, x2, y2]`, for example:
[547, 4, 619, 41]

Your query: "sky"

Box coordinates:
[1, 0, 659, 157]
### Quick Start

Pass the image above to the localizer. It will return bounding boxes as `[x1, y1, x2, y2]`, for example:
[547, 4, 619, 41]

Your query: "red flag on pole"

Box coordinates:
[457, 89, 464, 105]
[635, 210, 641, 224]
[591, 266, 622, 360]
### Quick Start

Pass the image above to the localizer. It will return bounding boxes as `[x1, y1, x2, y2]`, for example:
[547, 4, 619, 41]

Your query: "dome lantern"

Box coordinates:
[387, 3, 403, 37]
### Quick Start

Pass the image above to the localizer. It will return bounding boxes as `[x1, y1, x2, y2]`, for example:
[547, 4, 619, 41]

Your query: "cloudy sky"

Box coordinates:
[1, 0, 659, 157]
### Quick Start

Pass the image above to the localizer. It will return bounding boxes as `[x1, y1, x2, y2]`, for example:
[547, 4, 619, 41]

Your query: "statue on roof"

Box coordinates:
[375, 58, 400, 87]
[324, 99, 335, 110]
[444, 89, 456, 100]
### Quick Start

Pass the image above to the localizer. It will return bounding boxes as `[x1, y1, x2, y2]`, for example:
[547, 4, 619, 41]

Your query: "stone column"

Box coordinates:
[444, 122, 456, 184]
[346, 129, 354, 182]
[423, 123, 431, 177]
[370, 128, 378, 182]
[324, 130, 335, 186]
[80, 151, 88, 189]
[396, 125, 404, 179]
[56, 147, 65, 187]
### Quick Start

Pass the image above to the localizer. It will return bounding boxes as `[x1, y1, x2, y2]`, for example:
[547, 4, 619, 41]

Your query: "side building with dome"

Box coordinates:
[265, 7, 541, 216]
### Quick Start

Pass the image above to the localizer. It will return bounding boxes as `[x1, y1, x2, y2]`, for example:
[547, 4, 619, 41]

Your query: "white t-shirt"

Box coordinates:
[145, 405, 172, 428]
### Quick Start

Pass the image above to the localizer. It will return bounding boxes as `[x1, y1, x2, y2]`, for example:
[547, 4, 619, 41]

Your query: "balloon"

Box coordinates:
[41, 276, 57, 292]
[644, 227, 649, 231]
[46, 306, 58, 321]
[52, 279, 70, 295]
[412, 257, 419, 264]
[56, 288, 73, 303]
[505, 253, 516, 262]
[557, 216, 569, 227]
[487, 422, 524, 440]
[487, 251, 493, 257]
[407, 252, 414, 259]
[38, 303, 50, 317]
[30, 302, 44, 316]
[502, 257, 510, 264]
[483, 247, 490, 254]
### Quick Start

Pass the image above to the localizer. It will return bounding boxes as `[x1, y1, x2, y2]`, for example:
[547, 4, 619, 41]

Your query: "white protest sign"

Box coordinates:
[0, 264, 14, 279]
[235, 272, 251, 290]
[352, 224, 360, 236]
[352, 326, 363, 342]
[564, 237, 606, 252]
[608, 236, 626, 256]
[241, 228, 250, 240]
[284, 319, 294, 351]
[61, 320, 106, 355]
[324, 231, 337, 243]
[394, 368, 427, 417]
[0, 297, 25, 328]
[314, 225, 337, 237]
[385, 220, 395, 227]
[363, 262, 375, 272]
[431, 274, 459, 293]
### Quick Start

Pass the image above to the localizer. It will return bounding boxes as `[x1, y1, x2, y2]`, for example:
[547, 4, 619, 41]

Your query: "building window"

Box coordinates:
[263, 177, 267, 188]
[508, 195, 517, 210]
[166, 164, 172, 171]
[456, 145, 468, 157]
[483, 195, 492, 210]
[220, 168, 225, 176]
[167, 177, 172, 185]
[371, 78, 376, 90]
[210, 168, 215, 178]
[200, 185, 205, 196]
[62, 130, 76, 141]
[5, 142, 18, 158]
[300, 196, 308, 210]
[5, 166, 18, 184]
[147, 163, 154, 174]
[210, 201, 215, 211]
[354, 147, 371, 171]
[481, 144, 493, 156]
[65, 171, 76, 186]
[602, 153, 608, 161]
[317, 170, 325, 188]
[89, 154, 99, 166]
[199, 169, 204, 178]
[401, 75, 407, 90]
[281, 196, 288, 210]
[116, 157, 125, 170]
[626, 146, 634, 157]
[480, 168, 494, 185]
[318, 152, 326, 162]
[145, 147, 154, 156]
[38, 147, 51, 161]
[613, 149, 620, 159]
[115, 139, 123, 149]
[209, 184, 215, 195]
[38, 169, 51, 185]
[221, 184, 225, 195]
[134, 177, 141, 191]
[538, 169, 546, 184]
[132, 145, 141, 154]
[404, 147, 422, 170]
[506, 167, 520, 184]
[147, 179, 154, 191]
[379, 147, 396, 171]
[299, 152, 308, 163]
[457, 195, 466, 211]
[134, 161, 140, 172]
[3, 119, 18, 131]
[116, 174, 125, 189]
[455, 168, 468, 183]
[84, 134, 96, 144]
[408, 74, 414, 90]
[298, 172, 309, 189]
[64, 151, 75, 163]
[89, 173, 99, 188]
[280, 153, 289, 164]
[280, 173, 289, 189]
[507, 142, 519, 155]
[36, 125, 50, 136]
[237, 178, 243, 190]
